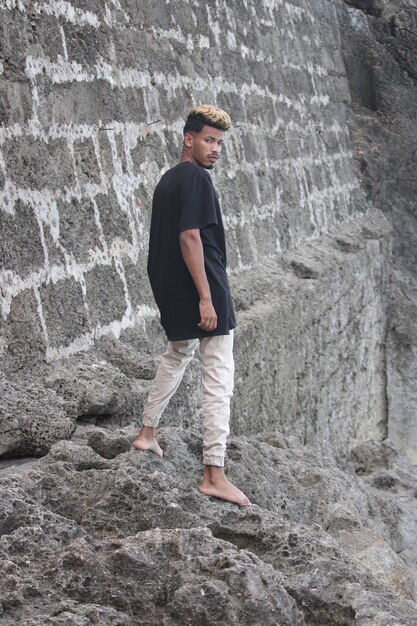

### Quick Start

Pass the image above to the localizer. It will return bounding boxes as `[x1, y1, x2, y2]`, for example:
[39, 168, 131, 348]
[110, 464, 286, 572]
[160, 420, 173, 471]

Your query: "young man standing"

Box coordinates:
[133, 105, 250, 506]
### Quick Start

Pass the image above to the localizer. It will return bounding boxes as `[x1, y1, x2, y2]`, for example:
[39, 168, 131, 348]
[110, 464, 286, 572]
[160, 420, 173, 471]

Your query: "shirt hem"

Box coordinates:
[165, 324, 236, 342]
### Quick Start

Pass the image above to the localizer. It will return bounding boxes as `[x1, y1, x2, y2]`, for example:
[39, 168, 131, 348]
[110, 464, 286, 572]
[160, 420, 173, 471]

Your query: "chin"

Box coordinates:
[202, 163, 214, 170]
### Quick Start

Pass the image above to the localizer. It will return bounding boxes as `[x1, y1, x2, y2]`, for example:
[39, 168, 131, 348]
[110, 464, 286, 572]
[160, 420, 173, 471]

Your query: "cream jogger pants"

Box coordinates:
[142, 331, 234, 467]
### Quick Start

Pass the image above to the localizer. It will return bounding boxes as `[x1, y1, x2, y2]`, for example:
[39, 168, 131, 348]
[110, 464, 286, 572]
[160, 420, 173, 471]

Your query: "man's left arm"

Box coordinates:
[179, 228, 217, 332]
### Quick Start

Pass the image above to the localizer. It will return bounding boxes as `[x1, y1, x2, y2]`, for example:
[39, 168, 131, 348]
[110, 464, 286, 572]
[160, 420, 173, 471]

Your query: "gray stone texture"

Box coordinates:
[0, 80, 32, 126]
[84, 263, 127, 327]
[62, 22, 114, 66]
[0, 9, 64, 63]
[41, 353, 136, 425]
[0, 430, 416, 624]
[73, 137, 102, 186]
[231, 212, 391, 458]
[1, 288, 46, 373]
[0, 376, 74, 458]
[95, 191, 133, 247]
[39, 278, 89, 348]
[336, 0, 417, 461]
[0, 201, 44, 276]
[57, 197, 101, 263]
[0, 0, 416, 621]
[96, 131, 115, 183]
[94, 334, 159, 380]
[2, 137, 75, 190]
[122, 252, 155, 311]
[36, 78, 148, 127]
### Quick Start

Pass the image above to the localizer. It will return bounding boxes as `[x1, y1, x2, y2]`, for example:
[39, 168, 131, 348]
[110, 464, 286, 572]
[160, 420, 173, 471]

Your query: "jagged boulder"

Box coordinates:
[42, 354, 135, 424]
[1, 428, 416, 625]
[0, 375, 75, 459]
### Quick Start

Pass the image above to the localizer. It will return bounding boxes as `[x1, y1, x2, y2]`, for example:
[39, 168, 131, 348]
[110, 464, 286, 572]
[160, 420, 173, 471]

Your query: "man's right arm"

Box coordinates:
[179, 229, 217, 332]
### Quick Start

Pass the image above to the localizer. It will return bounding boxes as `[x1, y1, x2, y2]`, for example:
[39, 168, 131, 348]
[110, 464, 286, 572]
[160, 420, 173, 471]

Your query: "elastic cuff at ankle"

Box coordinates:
[203, 455, 225, 468]
[142, 416, 159, 427]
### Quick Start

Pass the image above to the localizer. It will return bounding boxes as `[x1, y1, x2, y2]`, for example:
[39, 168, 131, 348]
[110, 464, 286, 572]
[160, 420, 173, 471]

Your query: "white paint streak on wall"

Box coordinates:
[38, 0, 100, 27]
[45, 304, 159, 361]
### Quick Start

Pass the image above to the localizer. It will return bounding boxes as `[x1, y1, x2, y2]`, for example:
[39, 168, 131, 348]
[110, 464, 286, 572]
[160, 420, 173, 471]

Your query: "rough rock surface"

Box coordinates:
[1, 428, 416, 625]
[0, 374, 75, 458]
[337, 0, 417, 460]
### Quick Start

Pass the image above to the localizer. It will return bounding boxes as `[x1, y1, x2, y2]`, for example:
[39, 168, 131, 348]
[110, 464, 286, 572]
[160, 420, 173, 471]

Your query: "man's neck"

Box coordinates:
[180, 148, 194, 164]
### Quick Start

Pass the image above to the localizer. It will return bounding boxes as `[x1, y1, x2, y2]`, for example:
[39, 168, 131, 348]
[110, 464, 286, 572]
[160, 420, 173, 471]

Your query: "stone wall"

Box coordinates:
[231, 212, 390, 459]
[336, 0, 417, 462]
[0, 0, 395, 458]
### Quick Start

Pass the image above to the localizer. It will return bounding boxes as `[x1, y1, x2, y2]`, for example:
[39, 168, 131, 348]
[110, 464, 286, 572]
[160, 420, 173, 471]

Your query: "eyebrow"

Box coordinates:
[205, 135, 224, 141]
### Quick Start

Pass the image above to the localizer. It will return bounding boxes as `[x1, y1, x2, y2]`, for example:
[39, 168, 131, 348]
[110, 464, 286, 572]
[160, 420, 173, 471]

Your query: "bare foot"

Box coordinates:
[133, 425, 163, 458]
[198, 466, 251, 506]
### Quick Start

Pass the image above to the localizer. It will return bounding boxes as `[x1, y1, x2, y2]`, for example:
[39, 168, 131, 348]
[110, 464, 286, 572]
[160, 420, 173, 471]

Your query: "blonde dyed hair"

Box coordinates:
[184, 105, 232, 134]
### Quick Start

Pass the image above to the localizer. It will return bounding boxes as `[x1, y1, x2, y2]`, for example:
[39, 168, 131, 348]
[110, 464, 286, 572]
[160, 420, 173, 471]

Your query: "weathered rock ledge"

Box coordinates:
[1, 209, 392, 465]
[1, 425, 416, 625]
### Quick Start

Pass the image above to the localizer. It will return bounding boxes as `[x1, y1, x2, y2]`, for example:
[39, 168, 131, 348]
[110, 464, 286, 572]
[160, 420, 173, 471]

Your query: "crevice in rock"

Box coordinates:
[343, 0, 417, 81]
[343, 0, 383, 18]
[285, 588, 357, 626]
[209, 525, 265, 554]
[288, 261, 319, 280]
[333, 238, 361, 253]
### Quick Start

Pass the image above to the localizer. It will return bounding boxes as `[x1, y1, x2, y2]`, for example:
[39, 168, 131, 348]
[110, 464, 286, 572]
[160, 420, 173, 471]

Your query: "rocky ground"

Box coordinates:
[1, 412, 417, 625]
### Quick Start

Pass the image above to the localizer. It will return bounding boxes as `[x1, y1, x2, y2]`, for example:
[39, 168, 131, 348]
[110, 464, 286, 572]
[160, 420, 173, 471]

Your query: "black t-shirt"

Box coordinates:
[147, 161, 236, 341]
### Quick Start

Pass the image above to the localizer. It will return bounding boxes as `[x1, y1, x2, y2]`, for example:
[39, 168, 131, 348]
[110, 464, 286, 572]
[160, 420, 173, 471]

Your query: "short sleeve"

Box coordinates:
[178, 168, 218, 233]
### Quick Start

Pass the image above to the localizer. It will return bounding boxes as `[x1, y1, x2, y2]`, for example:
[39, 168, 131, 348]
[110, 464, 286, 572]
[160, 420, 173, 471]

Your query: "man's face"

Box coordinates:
[184, 125, 224, 169]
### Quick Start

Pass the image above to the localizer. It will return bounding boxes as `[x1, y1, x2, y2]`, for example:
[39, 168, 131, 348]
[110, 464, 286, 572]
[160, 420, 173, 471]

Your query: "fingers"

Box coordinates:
[198, 317, 217, 332]
[198, 300, 217, 332]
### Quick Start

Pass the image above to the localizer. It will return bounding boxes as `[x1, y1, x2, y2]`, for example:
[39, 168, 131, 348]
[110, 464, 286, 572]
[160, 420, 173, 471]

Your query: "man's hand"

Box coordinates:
[198, 297, 217, 332]
[179, 229, 218, 332]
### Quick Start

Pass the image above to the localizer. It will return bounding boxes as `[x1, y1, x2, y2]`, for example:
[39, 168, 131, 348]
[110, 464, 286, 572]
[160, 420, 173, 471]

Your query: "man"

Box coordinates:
[133, 105, 250, 507]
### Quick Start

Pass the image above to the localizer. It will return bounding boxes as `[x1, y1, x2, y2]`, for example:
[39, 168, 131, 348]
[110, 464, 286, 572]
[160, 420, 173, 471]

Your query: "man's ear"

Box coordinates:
[183, 132, 194, 148]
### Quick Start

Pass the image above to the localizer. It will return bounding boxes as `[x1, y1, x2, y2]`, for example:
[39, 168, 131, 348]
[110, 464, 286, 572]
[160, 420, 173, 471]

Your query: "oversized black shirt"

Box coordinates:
[147, 161, 236, 341]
